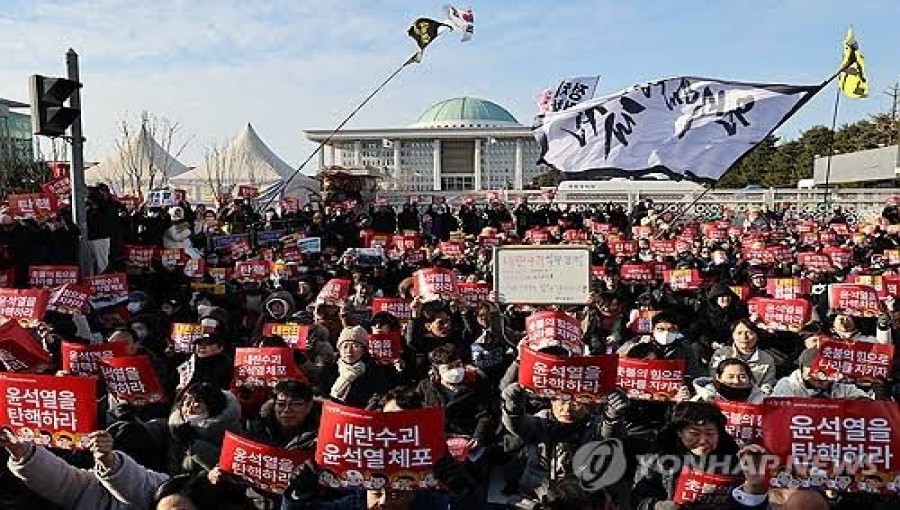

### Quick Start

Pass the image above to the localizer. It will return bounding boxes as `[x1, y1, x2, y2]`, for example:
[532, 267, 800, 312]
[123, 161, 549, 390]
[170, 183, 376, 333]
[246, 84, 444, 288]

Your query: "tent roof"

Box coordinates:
[84, 127, 189, 186]
[171, 123, 316, 188]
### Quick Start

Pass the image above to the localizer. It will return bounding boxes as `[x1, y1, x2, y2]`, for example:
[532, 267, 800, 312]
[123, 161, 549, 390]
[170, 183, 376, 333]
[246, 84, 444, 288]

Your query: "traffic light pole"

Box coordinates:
[66, 49, 90, 277]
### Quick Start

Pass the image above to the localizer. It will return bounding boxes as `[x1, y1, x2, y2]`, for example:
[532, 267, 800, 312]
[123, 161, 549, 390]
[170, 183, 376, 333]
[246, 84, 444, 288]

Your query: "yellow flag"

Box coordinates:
[838, 27, 868, 99]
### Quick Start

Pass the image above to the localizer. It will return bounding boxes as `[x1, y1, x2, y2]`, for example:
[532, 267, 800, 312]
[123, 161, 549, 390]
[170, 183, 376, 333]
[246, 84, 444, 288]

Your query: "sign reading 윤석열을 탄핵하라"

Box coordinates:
[534, 76, 824, 183]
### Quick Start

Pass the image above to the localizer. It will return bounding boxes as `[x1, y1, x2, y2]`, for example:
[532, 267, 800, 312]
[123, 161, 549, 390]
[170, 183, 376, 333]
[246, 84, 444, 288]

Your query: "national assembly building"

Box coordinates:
[304, 97, 547, 192]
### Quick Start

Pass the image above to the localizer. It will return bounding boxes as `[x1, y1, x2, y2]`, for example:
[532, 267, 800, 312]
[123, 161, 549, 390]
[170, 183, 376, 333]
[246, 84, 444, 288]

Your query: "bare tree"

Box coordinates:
[115, 111, 191, 196]
[202, 139, 257, 208]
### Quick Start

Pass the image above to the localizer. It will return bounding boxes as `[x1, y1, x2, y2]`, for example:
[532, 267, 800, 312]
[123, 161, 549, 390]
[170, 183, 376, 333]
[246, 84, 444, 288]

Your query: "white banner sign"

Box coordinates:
[148, 189, 175, 208]
[493, 246, 591, 305]
[297, 237, 322, 254]
[552, 76, 600, 112]
[535, 76, 822, 183]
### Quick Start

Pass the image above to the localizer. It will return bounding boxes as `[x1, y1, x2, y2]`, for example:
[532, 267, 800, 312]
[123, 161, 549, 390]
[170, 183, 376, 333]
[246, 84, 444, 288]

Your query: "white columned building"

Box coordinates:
[304, 97, 548, 192]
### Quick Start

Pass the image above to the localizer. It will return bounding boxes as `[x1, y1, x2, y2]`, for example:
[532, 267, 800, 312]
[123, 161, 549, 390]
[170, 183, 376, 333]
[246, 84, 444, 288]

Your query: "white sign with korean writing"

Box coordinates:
[552, 75, 600, 112]
[494, 246, 591, 305]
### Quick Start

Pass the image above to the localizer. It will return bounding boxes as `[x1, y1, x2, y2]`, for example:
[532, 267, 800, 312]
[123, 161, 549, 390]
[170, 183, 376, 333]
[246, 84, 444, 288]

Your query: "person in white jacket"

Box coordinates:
[771, 347, 871, 399]
[3, 429, 169, 510]
[163, 206, 194, 250]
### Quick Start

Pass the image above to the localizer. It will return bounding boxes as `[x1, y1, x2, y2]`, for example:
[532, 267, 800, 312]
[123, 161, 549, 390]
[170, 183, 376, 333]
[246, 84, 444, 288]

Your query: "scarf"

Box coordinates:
[330, 360, 367, 401]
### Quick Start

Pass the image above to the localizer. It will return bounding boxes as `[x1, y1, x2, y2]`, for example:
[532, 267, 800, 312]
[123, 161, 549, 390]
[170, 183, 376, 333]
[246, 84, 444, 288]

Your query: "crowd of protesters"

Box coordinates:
[1, 181, 900, 510]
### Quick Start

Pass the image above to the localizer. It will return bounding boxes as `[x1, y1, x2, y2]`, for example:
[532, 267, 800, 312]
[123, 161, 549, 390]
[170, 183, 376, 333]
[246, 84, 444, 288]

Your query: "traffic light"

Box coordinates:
[29, 74, 80, 137]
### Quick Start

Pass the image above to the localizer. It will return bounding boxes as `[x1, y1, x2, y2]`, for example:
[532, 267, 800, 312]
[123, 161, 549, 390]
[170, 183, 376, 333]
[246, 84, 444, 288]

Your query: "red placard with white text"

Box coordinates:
[649, 240, 677, 257]
[262, 323, 310, 351]
[0, 320, 51, 372]
[763, 398, 900, 493]
[237, 185, 259, 199]
[766, 278, 811, 300]
[715, 400, 764, 446]
[184, 258, 206, 279]
[316, 401, 446, 489]
[847, 274, 886, 298]
[747, 297, 811, 332]
[457, 282, 491, 308]
[525, 310, 584, 354]
[391, 234, 421, 253]
[28, 265, 78, 289]
[615, 358, 685, 400]
[823, 247, 853, 268]
[0, 288, 49, 324]
[0, 372, 97, 449]
[518, 347, 617, 402]
[367, 332, 402, 362]
[797, 252, 833, 270]
[232, 347, 305, 389]
[99, 356, 167, 405]
[41, 175, 71, 202]
[220, 432, 313, 494]
[117, 196, 141, 212]
[673, 469, 737, 505]
[7, 193, 58, 219]
[61, 341, 128, 376]
[608, 240, 637, 256]
[827, 284, 880, 317]
[525, 228, 551, 244]
[160, 248, 188, 269]
[83, 273, 128, 308]
[371, 298, 412, 321]
[46, 284, 91, 315]
[438, 242, 463, 258]
[235, 260, 271, 282]
[809, 339, 894, 383]
[663, 269, 702, 291]
[123, 245, 159, 272]
[50, 161, 70, 179]
[413, 269, 458, 301]
[619, 263, 656, 283]
[317, 278, 352, 306]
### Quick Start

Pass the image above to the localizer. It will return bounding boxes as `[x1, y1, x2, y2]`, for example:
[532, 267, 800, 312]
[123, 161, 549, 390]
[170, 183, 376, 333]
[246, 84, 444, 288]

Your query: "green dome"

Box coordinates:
[411, 97, 521, 128]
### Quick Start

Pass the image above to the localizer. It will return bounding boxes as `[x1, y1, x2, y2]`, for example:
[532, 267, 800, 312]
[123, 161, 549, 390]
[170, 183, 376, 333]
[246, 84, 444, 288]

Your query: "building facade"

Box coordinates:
[304, 97, 546, 191]
[0, 98, 33, 163]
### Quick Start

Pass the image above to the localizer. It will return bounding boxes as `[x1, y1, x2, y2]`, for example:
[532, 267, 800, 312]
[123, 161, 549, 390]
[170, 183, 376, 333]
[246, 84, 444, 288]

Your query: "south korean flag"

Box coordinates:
[443, 5, 474, 42]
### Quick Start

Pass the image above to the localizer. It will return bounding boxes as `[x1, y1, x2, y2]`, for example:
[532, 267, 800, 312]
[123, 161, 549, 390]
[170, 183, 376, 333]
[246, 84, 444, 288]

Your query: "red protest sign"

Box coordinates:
[117, 195, 141, 212]
[220, 432, 313, 494]
[649, 240, 677, 257]
[7, 193, 58, 219]
[763, 398, 900, 493]
[525, 228, 551, 244]
[160, 248, 188, 269]
[0, 288, 49, 324]
[797, 252, 833, 270]
[525, 310, 584, 355]
[371, 298, 412, 321]
[413, 269, 458, 301]
[0, 320, 51, 372]
[41, 175, 71, 201]
[884, 275, 900, 298]
[281, 197, 299, 214]
[316, 401, 446, 489]
[47, 283, 92, 315]
[885, 249, 900, 266]
[608, 240, 637, 256]
[173, 189, 187, 202]
[228, 238, 253, 259]
[663, 269, 702, 291]
[183, 258, 206, 279]
[438, 242, 464, 258]
[673, 469, 737, 505]
[615, 358, 685, 400]
[809, 339, 894, 383]
[236, 185, 259, 199]
[457, 282, 491, 308]
[367, 332, 402, 362]
[123, 245, 158, 272]
[262, 323, 310, 351]
[232, 347, 304, 389]
[619, 263, 656, 283]
[83, 273, 128, 307]
[61, 341, 128, 376]
[317, 278, 352, 306]
[766, 278, 812, 300]
[50, 161, 70, 179]
[847, 275, 886, 298]
[563, 229, 590, 242]
[235, 260, 271, 282]
[830, 223, 851, 236]
[823, 246, 853, 268]
[730, 285, 751, 302]
[518, 348, 617, 402]
[391, 234, 421, 252]
[715, 400, 764, 446]
[0, 372, 97, 449]
[171, 323, 204, 354]
[828, 284, 880, 318]
[629, 309, 659, 334]
[28, 265, 78, 289]
[99, 356, 167, 405]
[747, 298, 812, 332]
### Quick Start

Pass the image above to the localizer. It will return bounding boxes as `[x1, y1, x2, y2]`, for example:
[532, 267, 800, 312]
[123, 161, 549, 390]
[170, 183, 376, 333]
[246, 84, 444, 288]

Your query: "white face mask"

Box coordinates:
[184, 411, 208, 425]
[126, 302, 142, 313]
[196, 304, 213, 317]
[132, 325, 149, 340]
[439, 366, 466, 385]
[653, 330, 682, 346]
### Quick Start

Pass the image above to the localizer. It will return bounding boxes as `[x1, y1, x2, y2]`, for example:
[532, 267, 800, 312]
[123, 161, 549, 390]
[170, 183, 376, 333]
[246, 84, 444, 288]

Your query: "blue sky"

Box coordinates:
[1, 0, 898, 168]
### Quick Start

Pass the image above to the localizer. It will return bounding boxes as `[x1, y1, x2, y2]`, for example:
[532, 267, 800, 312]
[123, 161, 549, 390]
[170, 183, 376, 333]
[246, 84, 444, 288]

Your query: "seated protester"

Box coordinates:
[251, 289, 298, 338]
[465, 302, 516, 385]
[233, 335, 311, 417]
[500, 382, 626, 501]
[617, 311, 704, 383]
[689, 283, 749, 369]
[541, 475, 616, 510]
[167, 382, 242, 473]
[771, 347, 871, 399]
[176, 333, 233, 392]
[582, 291, 630, 354]
[746, 267, 770, 299]
[632, 401, 740, 510]
[405, 297, 466, 384]
[290, 310, 337, 388]
[416, 344, 495, 459]
[104, 327, 173, 424]
[4, 429, 169, 510]
[709, 319, 777, 394]
[153, 473, 223, 510]
[829, 310, 892, 344]
[247, 379, 321, 450]
[325, 326, 399, 408]
[692, 358, 767, 404]
[129, 312, 169, 358]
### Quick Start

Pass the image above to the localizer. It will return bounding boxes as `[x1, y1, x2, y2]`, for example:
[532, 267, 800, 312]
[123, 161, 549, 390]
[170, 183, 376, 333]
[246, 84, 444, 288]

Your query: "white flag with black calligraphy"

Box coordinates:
[534, 76, 824, 184]
[551, 76, 600, 112]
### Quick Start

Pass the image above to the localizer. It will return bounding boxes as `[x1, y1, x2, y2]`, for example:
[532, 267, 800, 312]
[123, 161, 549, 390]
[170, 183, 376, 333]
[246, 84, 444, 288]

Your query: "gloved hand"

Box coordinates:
[603, 389, 631, 421]
[433, 455, 474, 497]
[284, 460, 321, 501]
[172, 423, 197, 444]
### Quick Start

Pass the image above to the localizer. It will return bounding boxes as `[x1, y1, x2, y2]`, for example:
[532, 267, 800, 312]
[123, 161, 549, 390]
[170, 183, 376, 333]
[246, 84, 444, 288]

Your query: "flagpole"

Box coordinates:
[259, 51, 422, 212]
[821, 84, 842, 212]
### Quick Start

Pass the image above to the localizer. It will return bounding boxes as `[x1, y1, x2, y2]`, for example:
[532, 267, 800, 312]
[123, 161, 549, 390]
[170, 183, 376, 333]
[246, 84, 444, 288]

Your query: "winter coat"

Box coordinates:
[178, 352, 234, 391]
[320, 357, 399, 408]
[690, 284, 749, 351]
[691, 377, 767, 404]
[168, 390, 243, 472]
[771, 369, 871, 399]
[416, 369, 495, 444]
[7, 444, 169, 510]
[246, 400, 322, 451]
[709, 345, 777, 394]
[162, 222, 193, 250]
[404, 313, 467, 383]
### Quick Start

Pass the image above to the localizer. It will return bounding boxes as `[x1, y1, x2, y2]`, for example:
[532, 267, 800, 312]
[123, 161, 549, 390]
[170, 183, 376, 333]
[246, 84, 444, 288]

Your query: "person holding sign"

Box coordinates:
[771, 347, 871, 399]
[405, 298, 465, 384]
[709, 320, 777, 395]
[167, 382, 242, 473]
[246, 380, 320, 451]
[324, 326, 399, 408]
[692, 358, 766, 404]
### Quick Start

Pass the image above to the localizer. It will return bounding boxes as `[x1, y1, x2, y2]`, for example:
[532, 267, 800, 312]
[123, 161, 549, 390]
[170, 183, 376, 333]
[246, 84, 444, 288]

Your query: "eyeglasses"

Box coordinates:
[274, 400, 309, 409]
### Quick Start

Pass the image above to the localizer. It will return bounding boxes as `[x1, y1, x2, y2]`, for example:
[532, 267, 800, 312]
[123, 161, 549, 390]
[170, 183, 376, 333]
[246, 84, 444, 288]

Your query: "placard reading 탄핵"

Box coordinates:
[494, 246, 591, 304]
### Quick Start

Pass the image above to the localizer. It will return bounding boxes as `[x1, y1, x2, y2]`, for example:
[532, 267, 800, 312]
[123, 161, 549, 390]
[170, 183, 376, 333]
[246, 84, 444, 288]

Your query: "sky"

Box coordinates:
[1, 0, 898, 171]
